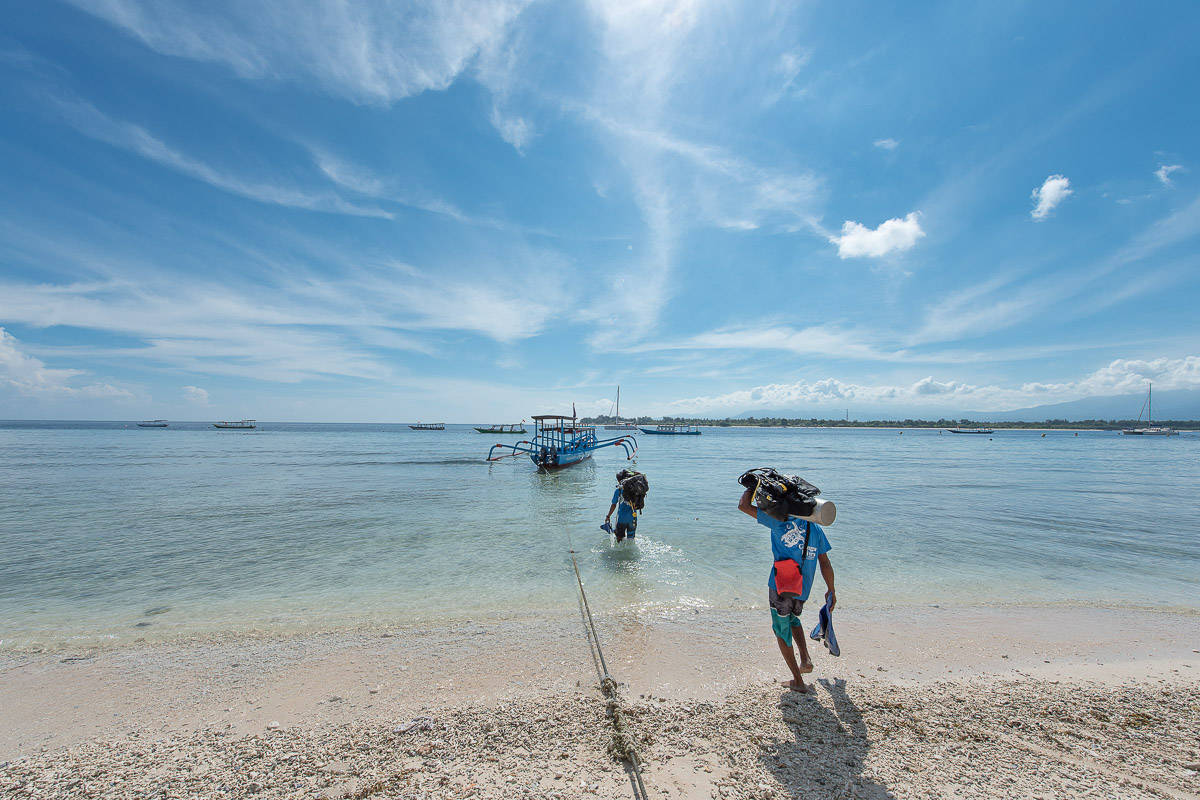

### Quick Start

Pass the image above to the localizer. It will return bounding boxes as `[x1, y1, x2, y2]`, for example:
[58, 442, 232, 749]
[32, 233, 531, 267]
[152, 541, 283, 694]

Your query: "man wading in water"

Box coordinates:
[739, 486, 836, 693]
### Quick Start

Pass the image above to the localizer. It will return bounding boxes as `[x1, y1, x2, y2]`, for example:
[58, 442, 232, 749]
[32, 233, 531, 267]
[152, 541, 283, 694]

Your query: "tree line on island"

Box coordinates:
[581, 415, 1200, 431]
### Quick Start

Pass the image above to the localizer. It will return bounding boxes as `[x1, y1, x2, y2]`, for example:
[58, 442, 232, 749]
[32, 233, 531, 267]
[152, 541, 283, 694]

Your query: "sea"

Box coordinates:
[1, 421, 1197, 650]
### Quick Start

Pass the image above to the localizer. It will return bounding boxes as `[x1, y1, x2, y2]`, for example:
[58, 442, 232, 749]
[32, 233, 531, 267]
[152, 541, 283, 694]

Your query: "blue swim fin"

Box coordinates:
[820, 602, 839, 657]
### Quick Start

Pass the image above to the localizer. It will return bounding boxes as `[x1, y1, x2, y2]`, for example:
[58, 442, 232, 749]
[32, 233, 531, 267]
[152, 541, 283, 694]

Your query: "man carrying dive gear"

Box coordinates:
[605, 469, 648, 542]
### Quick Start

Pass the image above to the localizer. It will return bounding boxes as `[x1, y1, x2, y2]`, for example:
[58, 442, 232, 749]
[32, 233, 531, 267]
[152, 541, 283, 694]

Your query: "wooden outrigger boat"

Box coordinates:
[486, 413, 637, 469]
[638, 424, 701, 435]
[213, 420, 256, 429]
[409, 422, 445, 431]
[474, 423, 527, 434]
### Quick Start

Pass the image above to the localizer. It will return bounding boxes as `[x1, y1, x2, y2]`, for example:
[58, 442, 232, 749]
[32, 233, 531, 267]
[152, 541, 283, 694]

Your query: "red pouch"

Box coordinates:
[773, 558, 803, 598]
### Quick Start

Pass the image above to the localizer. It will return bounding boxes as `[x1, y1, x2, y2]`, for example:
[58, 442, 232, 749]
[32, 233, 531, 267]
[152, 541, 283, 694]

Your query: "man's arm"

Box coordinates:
[738, 488, 757, 519]
[818, 552, 836, 610]
[605, 502, 617, 521]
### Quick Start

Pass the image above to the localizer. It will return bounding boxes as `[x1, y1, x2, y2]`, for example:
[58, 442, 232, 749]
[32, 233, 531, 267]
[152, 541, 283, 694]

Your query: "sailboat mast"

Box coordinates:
[616, 386, 620, 421]
[1149, 382, 1152, 426]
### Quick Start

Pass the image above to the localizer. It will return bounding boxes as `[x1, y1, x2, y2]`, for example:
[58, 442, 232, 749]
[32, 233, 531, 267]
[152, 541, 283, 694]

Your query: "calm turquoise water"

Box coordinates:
[1, 421, 1197, 648]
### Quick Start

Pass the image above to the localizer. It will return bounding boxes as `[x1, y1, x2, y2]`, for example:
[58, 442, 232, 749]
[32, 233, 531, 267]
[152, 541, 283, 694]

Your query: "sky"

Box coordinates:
[1, 0, 1199, 423]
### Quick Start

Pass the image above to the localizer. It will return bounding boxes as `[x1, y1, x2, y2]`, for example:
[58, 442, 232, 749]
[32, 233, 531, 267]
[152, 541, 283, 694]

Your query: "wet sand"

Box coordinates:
[2, 606, 1198, 798]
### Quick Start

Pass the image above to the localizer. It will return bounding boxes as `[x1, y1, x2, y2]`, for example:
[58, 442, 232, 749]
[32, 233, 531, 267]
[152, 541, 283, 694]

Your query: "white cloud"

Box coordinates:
[182, 385, 211, 406]
[1031, 174, 1072, 220]
[489, 104, 533, 153]
[873, 138, 899, 151]
[0, 328, 132, 399]
[830, 212, 924, 259]
[1155, 164, 1183, 186]
[68, 0, 534, 106]
[659, 357, 1200, 415]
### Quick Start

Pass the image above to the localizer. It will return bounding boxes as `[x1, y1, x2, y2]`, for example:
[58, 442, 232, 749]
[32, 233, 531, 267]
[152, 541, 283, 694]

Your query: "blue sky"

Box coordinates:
[1, 1, 1198, 422]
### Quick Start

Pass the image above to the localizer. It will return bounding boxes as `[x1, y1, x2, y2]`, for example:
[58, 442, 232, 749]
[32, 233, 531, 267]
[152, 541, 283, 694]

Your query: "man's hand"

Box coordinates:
[825, 589, 837, 611]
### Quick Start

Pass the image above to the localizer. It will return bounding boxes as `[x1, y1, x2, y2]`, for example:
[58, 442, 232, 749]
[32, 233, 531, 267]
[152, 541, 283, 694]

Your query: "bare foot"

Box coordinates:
[782, 678, 808, 693]
[798, 661, 814, 674]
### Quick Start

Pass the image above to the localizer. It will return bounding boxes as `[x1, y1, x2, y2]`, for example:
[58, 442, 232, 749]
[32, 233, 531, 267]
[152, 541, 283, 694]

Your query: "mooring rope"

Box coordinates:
[565, 527, 650, 800]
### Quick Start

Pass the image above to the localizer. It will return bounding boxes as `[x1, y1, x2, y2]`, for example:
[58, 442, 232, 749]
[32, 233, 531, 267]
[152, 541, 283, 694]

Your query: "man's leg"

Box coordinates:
[792, 624, 814, 672]
[775, 634, 809, 693]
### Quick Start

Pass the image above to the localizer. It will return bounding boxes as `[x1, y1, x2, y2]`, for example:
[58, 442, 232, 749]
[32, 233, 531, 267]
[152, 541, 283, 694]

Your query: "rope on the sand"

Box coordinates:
[566, 527, 650, 800]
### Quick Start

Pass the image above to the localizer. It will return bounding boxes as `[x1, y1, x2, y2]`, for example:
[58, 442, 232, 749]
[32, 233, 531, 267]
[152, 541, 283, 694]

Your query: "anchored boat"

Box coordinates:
[213, 420, 256, 429]
[604, 386, 639, 430]
[474, 422, 527, 434]
[1122, 383, 1178, 436]
[946, 427, 994, 434]
[638, 424, 701, 436]
[409, 422, 445, 431]
[487, 413, 637, 469]
[136, 419, 169, 428]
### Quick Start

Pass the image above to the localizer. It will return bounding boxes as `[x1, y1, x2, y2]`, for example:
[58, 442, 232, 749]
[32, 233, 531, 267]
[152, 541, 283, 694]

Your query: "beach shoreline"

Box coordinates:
[3, 605, 1198, 798]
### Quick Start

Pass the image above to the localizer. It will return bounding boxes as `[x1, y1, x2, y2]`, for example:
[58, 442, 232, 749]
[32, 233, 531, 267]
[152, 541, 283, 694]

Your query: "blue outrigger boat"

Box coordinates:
[486, 413, 637, 469]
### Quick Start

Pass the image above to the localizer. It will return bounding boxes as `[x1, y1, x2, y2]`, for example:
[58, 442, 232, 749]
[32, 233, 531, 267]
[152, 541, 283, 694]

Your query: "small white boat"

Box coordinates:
[213, 420, 256, 429]
[604, 386, 640, 430]
[1122, 384, 1178, 436]
[136, 420, 169, 428]
[409, 422, 445, 431]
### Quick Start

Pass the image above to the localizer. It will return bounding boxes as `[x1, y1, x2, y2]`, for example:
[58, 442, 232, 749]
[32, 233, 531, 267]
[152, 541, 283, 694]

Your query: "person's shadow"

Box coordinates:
[762, 677, 892, 798]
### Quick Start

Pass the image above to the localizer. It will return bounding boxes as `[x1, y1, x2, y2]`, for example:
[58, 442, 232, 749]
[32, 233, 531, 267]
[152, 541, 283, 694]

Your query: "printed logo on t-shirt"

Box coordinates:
[781, 522, 804, 548]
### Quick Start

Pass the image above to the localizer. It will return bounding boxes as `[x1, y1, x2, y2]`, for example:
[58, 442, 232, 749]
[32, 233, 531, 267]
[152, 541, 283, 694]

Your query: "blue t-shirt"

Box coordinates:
[757, 509, 830, 602]
[611, 488, 636, 524]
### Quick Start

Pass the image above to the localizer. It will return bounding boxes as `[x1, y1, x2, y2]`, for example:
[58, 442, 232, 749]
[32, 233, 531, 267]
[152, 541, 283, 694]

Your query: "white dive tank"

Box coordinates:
[795, 497, 836, 526]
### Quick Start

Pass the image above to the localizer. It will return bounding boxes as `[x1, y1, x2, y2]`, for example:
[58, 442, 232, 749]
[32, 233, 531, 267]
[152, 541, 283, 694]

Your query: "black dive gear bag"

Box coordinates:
[738, 467, 820, 522]
[617, 469, 649, 511]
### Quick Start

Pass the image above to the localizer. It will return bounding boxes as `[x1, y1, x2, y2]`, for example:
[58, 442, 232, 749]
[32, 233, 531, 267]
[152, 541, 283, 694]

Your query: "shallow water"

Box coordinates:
[1, 421, 1197, 648]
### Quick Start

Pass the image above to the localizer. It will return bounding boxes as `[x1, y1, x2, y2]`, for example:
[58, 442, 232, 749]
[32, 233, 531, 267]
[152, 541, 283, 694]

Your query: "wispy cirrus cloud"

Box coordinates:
[68, 0, 535, 105]
[1031, 174, 1072, 220]
[830, 212, 924, 258]
[51, 95, 393, 218]
[624, 323, 901, 362]
[873, 138, 899, 151]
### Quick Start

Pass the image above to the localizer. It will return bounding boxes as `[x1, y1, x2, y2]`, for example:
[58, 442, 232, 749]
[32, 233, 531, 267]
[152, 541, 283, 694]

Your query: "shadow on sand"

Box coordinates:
[762, 677, 892, 799]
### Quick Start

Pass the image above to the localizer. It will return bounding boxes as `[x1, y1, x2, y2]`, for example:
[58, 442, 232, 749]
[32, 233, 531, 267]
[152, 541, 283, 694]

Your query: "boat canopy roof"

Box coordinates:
[531, 414, 576, 421]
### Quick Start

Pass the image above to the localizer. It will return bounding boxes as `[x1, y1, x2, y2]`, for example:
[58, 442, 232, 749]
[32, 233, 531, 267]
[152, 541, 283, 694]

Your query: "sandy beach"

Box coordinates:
[2, 605, 1199, 799]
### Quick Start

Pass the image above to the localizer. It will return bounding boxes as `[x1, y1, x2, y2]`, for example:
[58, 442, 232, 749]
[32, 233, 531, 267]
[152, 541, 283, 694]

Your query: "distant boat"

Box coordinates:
[474, 422, 527, 434]
[1122, 384, 1178, 436]
[213, 420, 256, 429]
[136, 419, 169, 428]
[639, 424, 702, 435]
[604, 386, 639, 430]
[946, 427, 994, 434]
[409, 422, 445, 431]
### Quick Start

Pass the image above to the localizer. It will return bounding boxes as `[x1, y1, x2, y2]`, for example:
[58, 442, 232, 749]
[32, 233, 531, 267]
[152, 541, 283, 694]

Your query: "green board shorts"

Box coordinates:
[769, 585, 805, 645]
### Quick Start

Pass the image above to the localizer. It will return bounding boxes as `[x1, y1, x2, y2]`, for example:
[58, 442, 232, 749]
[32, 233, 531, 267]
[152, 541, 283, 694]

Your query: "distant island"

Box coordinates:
[581, 415, 1200, 431]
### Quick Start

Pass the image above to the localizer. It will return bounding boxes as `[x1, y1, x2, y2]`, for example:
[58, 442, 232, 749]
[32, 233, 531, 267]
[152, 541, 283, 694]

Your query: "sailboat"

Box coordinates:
[1121, 383, 1178, 436]
[604, 386, 639, 430]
